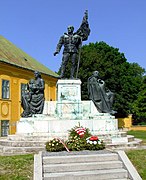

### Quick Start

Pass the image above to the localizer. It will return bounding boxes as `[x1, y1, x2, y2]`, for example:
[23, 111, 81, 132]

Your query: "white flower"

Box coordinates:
[87, 140, 90, 143]
[94, 141, 97, 145]
[89, 141, 92, 144]
[98, 141, 101, 145]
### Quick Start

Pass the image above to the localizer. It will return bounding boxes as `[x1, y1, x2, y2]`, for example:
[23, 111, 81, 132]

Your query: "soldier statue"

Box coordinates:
[54, 10, 90, 79]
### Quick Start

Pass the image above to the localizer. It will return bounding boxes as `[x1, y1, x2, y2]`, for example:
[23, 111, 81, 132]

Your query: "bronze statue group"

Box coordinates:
[21, 11, 116, 117]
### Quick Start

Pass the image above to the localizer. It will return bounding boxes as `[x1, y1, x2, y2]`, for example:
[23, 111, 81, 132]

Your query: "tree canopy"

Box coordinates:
[132, 75, 146, 124]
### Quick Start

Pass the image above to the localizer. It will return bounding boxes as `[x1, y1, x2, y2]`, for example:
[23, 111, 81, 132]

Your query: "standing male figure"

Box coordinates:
[54, 10, 90, 79]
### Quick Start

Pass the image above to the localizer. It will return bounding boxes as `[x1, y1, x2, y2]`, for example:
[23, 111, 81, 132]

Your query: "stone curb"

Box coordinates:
[33, 151, 42, 180]
[117, 150, 142, 180]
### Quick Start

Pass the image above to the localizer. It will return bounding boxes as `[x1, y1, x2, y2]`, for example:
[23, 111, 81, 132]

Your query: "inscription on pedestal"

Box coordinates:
[57, 79, 81, 102]
[57, 79, 82, 118]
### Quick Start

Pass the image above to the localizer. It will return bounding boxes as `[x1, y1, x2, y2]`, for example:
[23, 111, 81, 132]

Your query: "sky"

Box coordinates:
[0, 0, 146, 72]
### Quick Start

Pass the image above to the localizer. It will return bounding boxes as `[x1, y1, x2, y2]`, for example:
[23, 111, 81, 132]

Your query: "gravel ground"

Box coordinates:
[42, 149, 114, 157]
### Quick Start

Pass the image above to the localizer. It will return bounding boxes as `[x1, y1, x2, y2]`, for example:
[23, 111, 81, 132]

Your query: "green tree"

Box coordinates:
[132, 75, 146, 124]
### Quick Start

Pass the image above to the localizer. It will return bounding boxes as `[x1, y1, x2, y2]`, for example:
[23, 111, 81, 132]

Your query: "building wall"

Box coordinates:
[118, 114, 132, 129]
[0, 62, 57, 136]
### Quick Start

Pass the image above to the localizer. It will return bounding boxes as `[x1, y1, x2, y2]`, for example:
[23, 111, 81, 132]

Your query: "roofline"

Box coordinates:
[0, 59, 59, 79]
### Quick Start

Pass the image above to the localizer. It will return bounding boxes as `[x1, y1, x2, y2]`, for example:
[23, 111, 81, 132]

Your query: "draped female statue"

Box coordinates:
[21, 71, 45, 117]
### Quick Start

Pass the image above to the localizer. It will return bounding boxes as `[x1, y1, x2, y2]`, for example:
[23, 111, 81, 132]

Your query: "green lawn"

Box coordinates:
[0, 154, 34, 180]
[126, 130, 146, 180]
[127, 130, 146, 144]
[126, 149, 146, 180]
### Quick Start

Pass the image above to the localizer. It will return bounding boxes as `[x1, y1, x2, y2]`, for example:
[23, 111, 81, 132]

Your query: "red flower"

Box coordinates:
[89, 136, 98, 141]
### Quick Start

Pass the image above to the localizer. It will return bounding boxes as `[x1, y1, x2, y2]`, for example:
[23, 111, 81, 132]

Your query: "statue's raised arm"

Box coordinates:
[75, 10, 91, 41]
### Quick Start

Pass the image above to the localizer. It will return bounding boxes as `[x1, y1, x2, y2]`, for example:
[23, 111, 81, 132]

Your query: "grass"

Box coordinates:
[126, 149, 146, 180]
[0, 154, 34, 180]
[126, 130, 146, 179]
[127, 130, 146, 144]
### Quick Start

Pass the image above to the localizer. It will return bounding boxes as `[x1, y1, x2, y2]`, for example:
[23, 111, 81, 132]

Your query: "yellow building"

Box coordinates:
[0, 35, 58, 136]
[118, 114, 132, 129]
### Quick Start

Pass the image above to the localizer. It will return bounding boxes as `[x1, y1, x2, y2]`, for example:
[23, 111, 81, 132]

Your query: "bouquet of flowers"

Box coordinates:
[86, 135, 105, 150]
[66, 126, 91, 151]
[45, 138, 66, 152]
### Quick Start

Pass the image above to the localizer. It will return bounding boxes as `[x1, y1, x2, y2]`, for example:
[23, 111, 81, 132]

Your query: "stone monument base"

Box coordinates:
[16, 79, 127, 144]
[16, 100, 129, 144]
[16, 112, 118, 137]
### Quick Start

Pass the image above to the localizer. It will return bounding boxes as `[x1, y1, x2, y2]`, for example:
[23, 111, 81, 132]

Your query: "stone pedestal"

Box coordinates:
[57, 79, 81, 101]
[56, 79, 82, 118]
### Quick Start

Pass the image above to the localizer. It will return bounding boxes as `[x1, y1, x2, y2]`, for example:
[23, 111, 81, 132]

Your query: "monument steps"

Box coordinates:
[0, 145, 44, 155]
[43, 161, 124, 173]
[0, 134, 142, 155]
[43, 169, 128, 180]
[43, 153, 119, 163]
[7, 134, 68, 141]
[0, 139, 45, 147]
[6, 132, 130, 141]
[126, 135, 135, 142]
[40, 153, 130, 180]
[107, 138, 142, 150]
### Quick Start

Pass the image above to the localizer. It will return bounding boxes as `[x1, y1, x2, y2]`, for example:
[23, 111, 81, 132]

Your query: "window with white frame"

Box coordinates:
[1, 120, 9, 137]
[2, 79, 10, 99]
[21, 83, 27, 98]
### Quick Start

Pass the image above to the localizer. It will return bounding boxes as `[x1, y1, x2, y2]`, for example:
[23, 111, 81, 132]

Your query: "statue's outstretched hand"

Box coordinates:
[54, 52, 58, 56]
